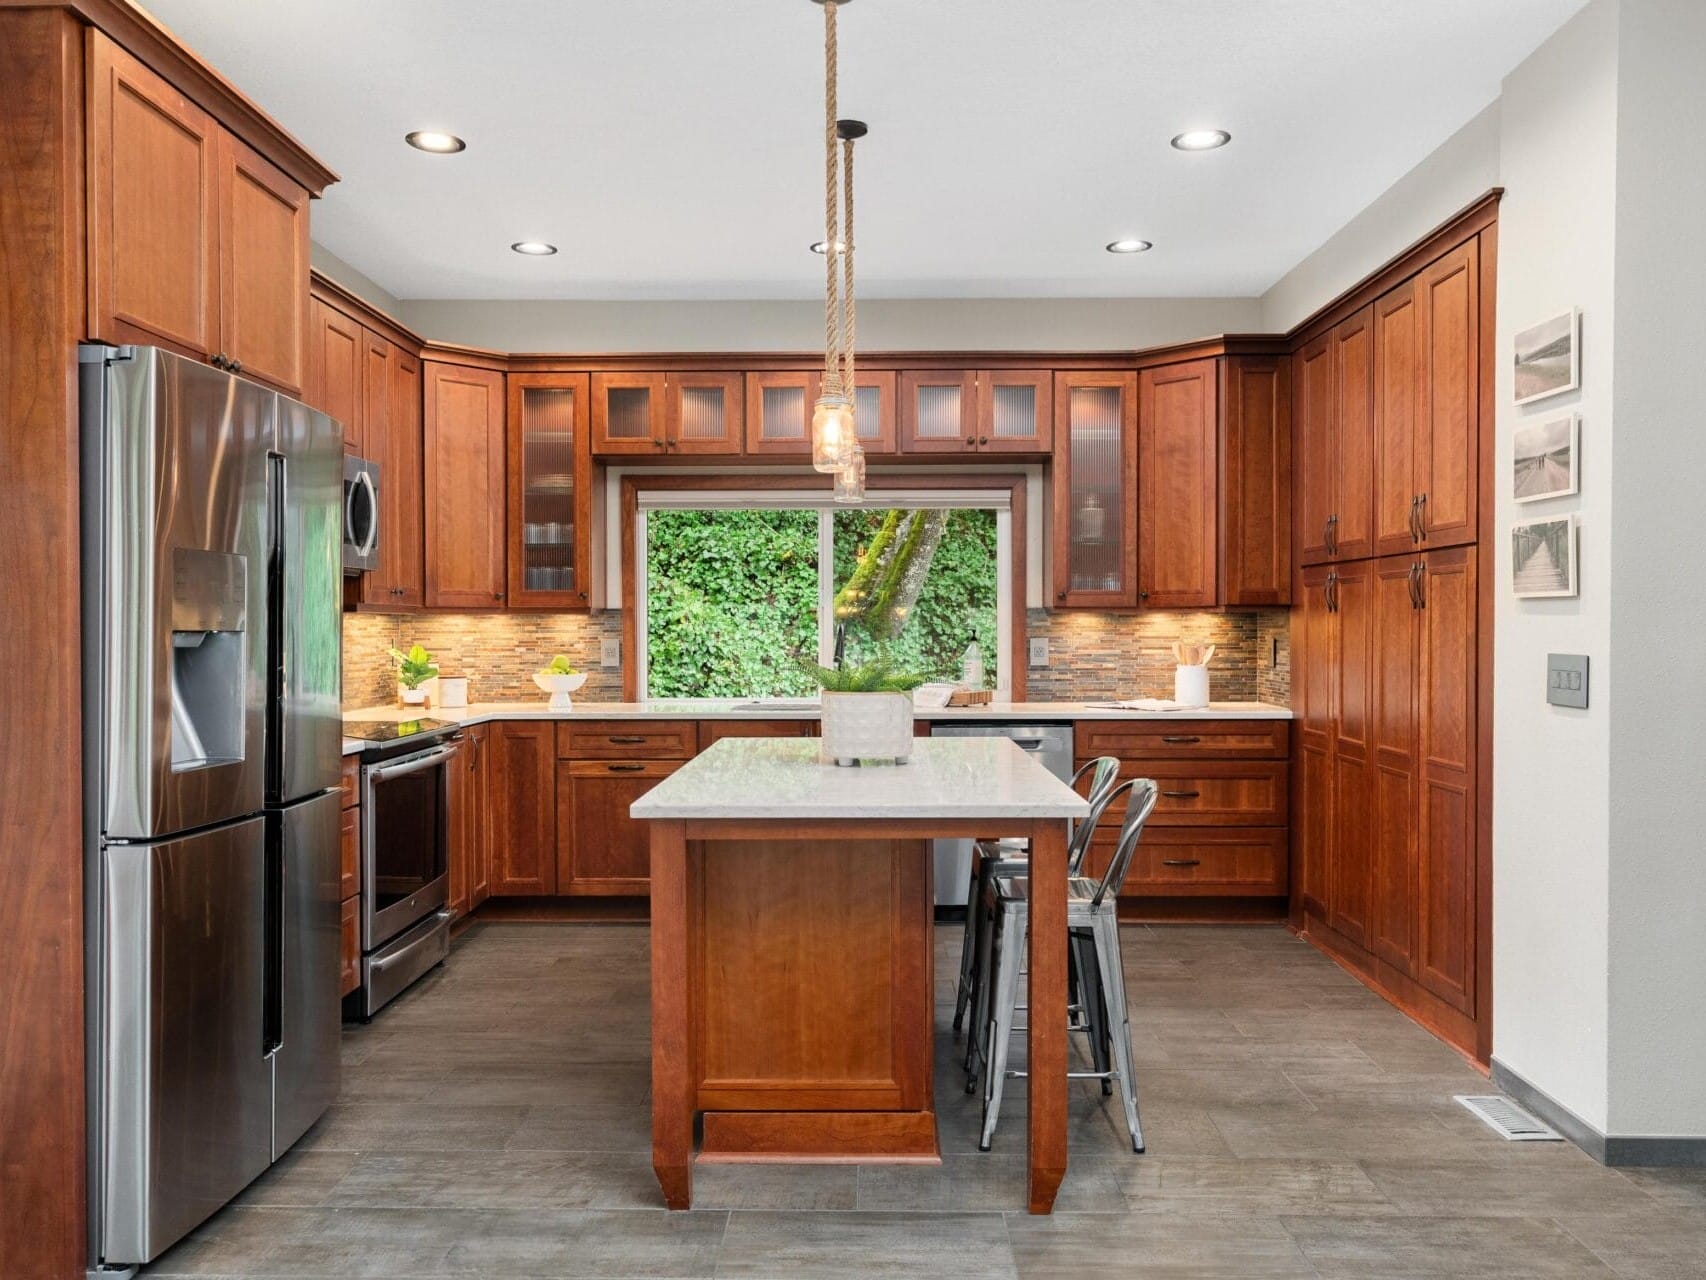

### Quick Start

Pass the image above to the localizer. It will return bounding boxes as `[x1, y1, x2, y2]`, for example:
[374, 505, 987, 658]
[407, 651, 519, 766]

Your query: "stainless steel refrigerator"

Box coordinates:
[80, 345, 344, 1269]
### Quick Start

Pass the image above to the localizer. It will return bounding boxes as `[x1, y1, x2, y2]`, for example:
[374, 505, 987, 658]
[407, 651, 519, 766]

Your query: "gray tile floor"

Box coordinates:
[142, 922, 1706, 1278]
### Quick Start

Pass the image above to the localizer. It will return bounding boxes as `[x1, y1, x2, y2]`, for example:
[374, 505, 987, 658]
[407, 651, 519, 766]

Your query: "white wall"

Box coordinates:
[1604, 0, 1706, 1137]
[310, 242, 403, 316]
[1491, 0, 1621, 1133]
[1259, 104, 1502, 333]
[392, 296, 1261, 355]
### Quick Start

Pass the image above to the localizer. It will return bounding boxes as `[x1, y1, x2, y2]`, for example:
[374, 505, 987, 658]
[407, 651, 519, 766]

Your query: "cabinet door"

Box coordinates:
[1051, 372, 1137, 608]
[423, 362, 507, 608]
[1294, 566, 1335, 920]
[1370, 555, 1420, 973]
[448, 734, 472, 917]
[557, 760, 682, 894]
[1328, 558, 1374, 948]
[87, 31, 219, 360]
[978, 370, 1053, 453]
[1296, 333, 1336, 565]
[1416, 547, 1477, 1014]
[1138, 358, 1218, 609]
[358, 333, 394, 605]
[668, 373, 743, 455]
[1373, 281, 1421, 558]
[508, 374, 593, 608]
[468, 724, 492, 910]
[899, 371, 977, 454]
[1331, 306, 1376, 561]
[1221, 356, 1291, 606]
[1416, 240, 1480, 551]
[745, 371, 897, 456]
[592, 372, 666, 455]
[216, 132, 309, 395]
[388, 349, 425, 607]
[339, 895, 360, 997]
[850, 372, 899, 454]
[488, 721, 556, 895]
[308, 297, 364, 453]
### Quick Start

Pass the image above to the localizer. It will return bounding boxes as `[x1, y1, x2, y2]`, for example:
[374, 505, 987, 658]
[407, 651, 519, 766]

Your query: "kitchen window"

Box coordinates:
[635, 490, 1012, 699]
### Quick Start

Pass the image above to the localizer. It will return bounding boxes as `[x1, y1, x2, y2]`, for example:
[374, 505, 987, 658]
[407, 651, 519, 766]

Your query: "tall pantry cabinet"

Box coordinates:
[1290, 214, 1492, 1059]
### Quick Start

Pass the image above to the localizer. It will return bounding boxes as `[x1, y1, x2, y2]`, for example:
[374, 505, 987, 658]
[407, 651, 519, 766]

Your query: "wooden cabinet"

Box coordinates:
[424, 361, 507, 608]
[592, 372, 743, 456]
[1373, 280, 1421, 557]
[449, 724, 491, 916]
[557, 760, 683, 894]
[899, 370, 1052, 454]
[339, 804, 360, 902]
[1415, 241, 1480, 550]
[744, 370, 897, 456]
[1295, 564, 1336, 919]
[1220, 356, 1291, 607]
[1296, 307, 1375, 564]
[386, 348, 425, 607]
[487, 721, 556, 895]
[1296, 334, 1335, 566]
[558, 720, 696, 760]
[508, 373, 595, 609]
[339, 895, 360, 998]
[338, 755, 362, 996]
[309, 297, 364, 452]
[697, 719, 813, 750]
[1327, 557, 1374, 948]
[1051, 371, 1137, 607]
[87, 32, 308, 393]
[1138, 358, 1218, 609]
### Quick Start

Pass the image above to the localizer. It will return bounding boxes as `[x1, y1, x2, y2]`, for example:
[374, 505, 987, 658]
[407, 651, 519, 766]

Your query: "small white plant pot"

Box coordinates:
[398, 684, 428, 707]
[1173, 664, 1210, 708]
[533, 670, 588, 712]
[820, 691, 914, 766]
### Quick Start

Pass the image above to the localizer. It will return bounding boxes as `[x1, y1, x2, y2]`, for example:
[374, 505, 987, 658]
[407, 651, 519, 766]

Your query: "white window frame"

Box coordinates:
[634, 489, 1013, 700]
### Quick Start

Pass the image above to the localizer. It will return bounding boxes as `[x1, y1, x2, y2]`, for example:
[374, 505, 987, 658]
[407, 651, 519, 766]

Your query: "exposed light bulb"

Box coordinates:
[812, 395, 855, 472]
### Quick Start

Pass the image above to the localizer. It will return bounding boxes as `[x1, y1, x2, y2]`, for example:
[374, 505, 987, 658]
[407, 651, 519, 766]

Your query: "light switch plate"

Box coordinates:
[1547, 653, 1588, 708]
[1028, 637, 1049, 668]
[601, 636, 621, 668]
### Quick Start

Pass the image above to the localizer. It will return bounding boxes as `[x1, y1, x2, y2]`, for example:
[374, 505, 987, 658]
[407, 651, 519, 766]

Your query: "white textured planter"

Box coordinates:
[820, 690, 914, 766]
[534, 670, 589, 711]
[398, 684, 428, 707]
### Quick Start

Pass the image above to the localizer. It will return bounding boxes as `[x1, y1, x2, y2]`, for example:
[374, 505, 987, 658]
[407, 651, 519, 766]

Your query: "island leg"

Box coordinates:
[1026, 818, 1069, 1213]
[650, 820, 693, 1208]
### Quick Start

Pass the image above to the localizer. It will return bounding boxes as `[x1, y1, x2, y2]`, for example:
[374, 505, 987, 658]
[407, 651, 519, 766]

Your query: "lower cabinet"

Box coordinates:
[449, 723, 492, 915]
[339, 895, 360, 997]
[556, 760, 684, 895]
[338, 755, 361, 996]
[488, 720, 557, 895]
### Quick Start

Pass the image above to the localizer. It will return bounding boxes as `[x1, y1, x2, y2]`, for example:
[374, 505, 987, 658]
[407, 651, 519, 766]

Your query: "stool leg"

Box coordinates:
[952, 854, 982, 1036]
[1092, 916, 1143, 1153]
[1072, 929, 1113, 1096]
[979, 907, 1026, 1152]
[965, 873, 997, 1085]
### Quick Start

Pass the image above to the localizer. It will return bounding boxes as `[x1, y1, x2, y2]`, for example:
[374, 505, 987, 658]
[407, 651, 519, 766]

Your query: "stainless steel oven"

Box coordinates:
[343, 453, 380, 573]
[359, 734, 455, 1015]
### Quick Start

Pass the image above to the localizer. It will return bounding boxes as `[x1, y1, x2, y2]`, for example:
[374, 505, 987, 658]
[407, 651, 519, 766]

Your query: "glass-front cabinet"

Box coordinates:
[744, 370, 897, 456]
[508, 373, 594, 608]
[899, 370, 1052, 454]
[1051, 371, 1137, 607]
[591, 372, 744, 456]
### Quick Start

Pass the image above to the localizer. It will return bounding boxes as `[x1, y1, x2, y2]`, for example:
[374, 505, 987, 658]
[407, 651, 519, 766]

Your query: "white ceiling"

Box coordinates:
[143, 0, 1585, 301]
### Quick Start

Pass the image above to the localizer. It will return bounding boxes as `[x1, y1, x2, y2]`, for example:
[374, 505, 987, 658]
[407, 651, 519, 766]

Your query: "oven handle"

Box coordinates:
[366, 742, 459, 785]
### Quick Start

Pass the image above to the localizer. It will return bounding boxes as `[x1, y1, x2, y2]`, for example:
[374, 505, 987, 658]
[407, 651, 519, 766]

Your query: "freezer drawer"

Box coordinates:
[270, 790, 343, 1157]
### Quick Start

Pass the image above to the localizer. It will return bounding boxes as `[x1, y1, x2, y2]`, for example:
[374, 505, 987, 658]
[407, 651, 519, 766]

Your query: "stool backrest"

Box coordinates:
[1066, 756, 1122, 875]
[1091, 777, 1160, 908]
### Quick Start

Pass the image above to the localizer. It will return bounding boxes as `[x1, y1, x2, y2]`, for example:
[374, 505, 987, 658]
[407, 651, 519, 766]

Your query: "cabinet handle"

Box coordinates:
[1325, 514, 1339, 556]
[1325, 570, 1338, 614]
[1160, 735, 1201, 744]
[1139, 590, 1149, 601]
[1406, 562, 1420, 609]
[1416, 492, 1427, 541]
[492, 591, 503, 601]
[232, 359, 243, 374]
[1056, 590, 1066, 602]
[1161, 858, 1202, 867]
[211, 353, 227, 370]
[607, 735, 647, 744]
[965, 436, 976, 445]
[1414, 562, 1427, 609]
[979, 436, 989, 445]
[1161, 789, 1201, 800]
[607, 763, 647, 772]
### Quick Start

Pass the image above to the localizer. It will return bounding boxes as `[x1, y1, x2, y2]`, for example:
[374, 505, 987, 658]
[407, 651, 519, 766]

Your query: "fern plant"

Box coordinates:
[808, 655, 926, 694]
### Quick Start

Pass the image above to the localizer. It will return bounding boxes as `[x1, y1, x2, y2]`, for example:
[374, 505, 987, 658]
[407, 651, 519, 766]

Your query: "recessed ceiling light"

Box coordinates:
[405, 130, 466, 154]
[1171, 129, 1231, 151]
[511, 241, 558, 256]
[1106, 238, 1153, 254]
[810, 240, 847, 255]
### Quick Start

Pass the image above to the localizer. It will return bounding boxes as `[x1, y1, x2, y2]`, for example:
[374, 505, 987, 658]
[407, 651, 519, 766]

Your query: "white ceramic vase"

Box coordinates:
[820, 690, 913, 766]
[398, 684, 428, 707]
[533, 670, 588, 712]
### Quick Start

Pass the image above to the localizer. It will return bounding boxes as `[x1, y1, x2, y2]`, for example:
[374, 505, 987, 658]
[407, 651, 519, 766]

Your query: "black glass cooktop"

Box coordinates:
[342, 717, 456, 744]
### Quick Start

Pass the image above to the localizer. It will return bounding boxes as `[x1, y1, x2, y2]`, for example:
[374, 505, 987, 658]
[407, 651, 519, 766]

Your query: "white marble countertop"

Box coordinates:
[629, 736, 1092, 822]
[340, 698, 1292, 755]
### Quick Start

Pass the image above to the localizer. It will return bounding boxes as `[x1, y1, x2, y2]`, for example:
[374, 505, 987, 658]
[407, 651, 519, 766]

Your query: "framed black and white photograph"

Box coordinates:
[1514, 308, 1580, 404]
[1512, 515, 1578, 598]
[1513, 413, 1580, 503]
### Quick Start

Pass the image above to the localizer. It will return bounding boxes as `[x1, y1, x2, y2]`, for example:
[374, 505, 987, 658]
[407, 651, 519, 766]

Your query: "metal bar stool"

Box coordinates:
[953, 757, 1120, 1082]
[974, 777, 1160, 1153]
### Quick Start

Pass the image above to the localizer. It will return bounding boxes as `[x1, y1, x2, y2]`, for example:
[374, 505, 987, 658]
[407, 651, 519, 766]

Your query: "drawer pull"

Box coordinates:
[607, 763, 647, 772]
[1161, 789, 1201, 800]
[1160, 735, 1201, 745]
[607, 735, 648, 744]
[1161, 858, 1202, 868]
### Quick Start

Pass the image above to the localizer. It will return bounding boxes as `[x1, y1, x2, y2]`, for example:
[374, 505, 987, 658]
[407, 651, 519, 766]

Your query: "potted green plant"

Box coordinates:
[810, 656, 926, 766]
[388, 643, 439, 707]
[533, 653, 588, 711]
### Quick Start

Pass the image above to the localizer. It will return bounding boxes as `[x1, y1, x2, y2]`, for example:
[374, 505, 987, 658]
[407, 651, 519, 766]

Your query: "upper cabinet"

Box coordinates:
[87, 32, 309, 395]
[1415, 240, 1480, 550]
[308, 296, 363, 452]
[899, 370, 1053, 455]
[1138, 359, 1218, 609]
[508, 373, 596, 609]
[745, 370, 897, 456]
[1297, 305, 1375, 564]
[1221, 356, 1292, 606]
[1051, 371, 1137, 608]
[592, 372, 743, 456]
[424, 361, 507, 608]
[384, 348, 425, 607]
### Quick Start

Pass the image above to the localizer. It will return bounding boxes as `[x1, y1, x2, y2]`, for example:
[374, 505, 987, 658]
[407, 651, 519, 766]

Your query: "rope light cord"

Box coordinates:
[822, 0, 842, 398]
[841, 133, 855, 400]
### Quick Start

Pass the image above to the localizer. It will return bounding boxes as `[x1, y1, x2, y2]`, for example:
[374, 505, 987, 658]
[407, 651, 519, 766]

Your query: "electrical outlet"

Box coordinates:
[600, 636, 621, 668]
[1028, 637, 1049, 668]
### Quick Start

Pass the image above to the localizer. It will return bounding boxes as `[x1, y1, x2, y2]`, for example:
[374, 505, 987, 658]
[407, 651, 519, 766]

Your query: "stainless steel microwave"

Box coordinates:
[343, 453, 380, 573]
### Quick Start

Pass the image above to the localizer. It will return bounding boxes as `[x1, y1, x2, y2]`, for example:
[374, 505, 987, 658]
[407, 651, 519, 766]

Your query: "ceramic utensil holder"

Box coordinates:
[438, 676, 469, 709]
[1173, 664, 1209, 708]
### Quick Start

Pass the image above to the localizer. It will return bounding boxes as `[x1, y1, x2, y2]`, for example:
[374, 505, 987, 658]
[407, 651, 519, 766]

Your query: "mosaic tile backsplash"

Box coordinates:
[345, 609, 1291, 709]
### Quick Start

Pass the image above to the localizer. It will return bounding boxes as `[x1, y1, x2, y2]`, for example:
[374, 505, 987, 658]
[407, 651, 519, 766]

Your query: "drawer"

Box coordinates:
[1083, 827, 1288, 897]
[339, 895, 360, 997]
[698, 719, 812, 750]
[340, 804, 360, 900]
[1098, 759, 1288, 827]
[340, 755, 361, 808]
[1075, 719, 1289, 760]
[558, 720, 696, 760]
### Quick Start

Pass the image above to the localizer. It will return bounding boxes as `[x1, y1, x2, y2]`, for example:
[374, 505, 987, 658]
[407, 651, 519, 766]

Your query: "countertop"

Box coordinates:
[340, 698, 1292, 755]
[630, 736, 1092, 822]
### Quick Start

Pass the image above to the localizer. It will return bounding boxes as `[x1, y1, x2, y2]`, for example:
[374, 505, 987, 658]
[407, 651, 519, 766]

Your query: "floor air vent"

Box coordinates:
[1455, 1094, 1563, 1141]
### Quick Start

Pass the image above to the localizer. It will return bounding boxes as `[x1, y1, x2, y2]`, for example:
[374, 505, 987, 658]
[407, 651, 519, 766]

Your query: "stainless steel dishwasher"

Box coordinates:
[929, 722, 1075, 907]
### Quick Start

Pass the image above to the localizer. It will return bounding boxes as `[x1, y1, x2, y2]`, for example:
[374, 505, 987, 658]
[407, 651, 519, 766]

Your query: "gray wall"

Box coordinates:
[310, 242, 403, 317]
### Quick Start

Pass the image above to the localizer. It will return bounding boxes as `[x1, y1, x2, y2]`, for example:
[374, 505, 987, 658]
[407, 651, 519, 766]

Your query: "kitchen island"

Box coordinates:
[630, 736, 1089, 1214]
